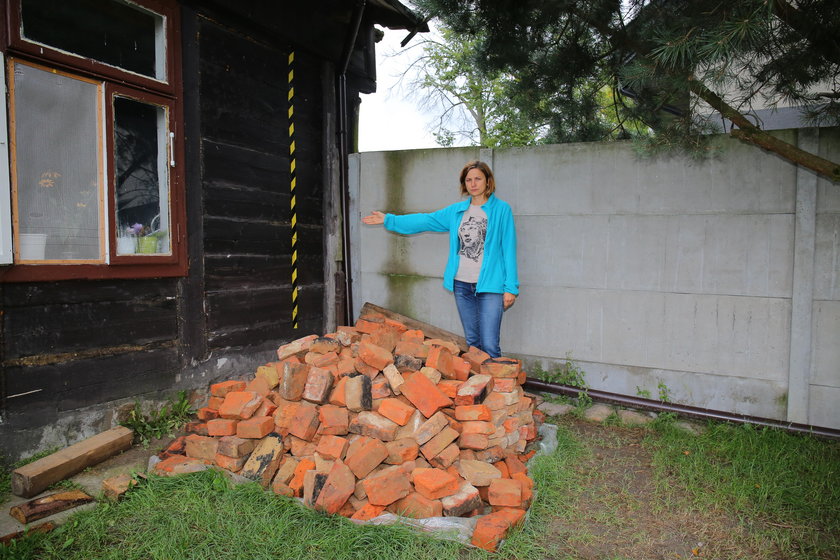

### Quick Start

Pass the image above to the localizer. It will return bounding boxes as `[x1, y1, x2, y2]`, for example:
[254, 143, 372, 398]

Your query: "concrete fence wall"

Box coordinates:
[349, 128, 840, 430]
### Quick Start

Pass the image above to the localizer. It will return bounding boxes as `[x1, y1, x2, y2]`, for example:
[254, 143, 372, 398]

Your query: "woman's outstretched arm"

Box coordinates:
[361, 211, 385, 225]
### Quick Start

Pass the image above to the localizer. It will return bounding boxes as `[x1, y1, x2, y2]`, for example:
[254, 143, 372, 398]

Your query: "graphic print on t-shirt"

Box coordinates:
[458, 215, 487, 262]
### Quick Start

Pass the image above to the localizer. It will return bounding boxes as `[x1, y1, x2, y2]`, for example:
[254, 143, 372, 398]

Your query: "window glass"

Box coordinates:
[114, 96, 171, 256]
[12, 62, 102, 262]
[20, 0, 165, 81]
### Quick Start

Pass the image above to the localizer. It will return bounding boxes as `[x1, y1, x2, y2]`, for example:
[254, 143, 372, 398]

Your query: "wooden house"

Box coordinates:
[0, 0, 426, 461]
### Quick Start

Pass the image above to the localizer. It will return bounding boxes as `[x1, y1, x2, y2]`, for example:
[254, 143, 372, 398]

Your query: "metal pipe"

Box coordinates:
[524, 378, 840, 441]
[336, 0, 366, 326]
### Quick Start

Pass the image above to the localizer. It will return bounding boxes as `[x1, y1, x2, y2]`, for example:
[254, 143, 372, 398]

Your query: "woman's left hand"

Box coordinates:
[503, 292, 517, 310]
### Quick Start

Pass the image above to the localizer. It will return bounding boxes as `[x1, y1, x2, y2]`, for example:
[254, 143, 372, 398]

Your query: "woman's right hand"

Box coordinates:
[362, 211, 385, 225]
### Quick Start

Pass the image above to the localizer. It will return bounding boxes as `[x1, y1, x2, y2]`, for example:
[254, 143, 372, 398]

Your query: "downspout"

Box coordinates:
[337, 0, 366, 326]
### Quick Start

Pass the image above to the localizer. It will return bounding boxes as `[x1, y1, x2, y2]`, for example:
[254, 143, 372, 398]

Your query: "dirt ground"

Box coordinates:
[542, 417, 775, 560]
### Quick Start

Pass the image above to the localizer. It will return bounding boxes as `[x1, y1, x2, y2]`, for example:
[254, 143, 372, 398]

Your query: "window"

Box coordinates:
[1, 0, 184, 281]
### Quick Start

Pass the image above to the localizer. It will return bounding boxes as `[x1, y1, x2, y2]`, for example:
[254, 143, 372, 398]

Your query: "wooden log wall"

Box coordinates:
[0, 9, 332, 458]
[197, 17, 325, 350]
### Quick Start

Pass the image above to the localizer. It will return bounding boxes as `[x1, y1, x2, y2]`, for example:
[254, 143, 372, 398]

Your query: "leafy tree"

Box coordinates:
[403, 25, 548, 147]
[415, 0, 840, 182]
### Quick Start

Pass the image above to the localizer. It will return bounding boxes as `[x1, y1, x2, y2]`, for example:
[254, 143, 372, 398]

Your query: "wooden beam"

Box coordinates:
[358, 302, 468, 353]
[11, 426, 134, 498]
[9, 490, 94, 524]
[0, 521, 56, 545]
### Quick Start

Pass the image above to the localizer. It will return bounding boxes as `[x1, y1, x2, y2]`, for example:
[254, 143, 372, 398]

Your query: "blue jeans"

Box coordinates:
[453, 280, 504, 358]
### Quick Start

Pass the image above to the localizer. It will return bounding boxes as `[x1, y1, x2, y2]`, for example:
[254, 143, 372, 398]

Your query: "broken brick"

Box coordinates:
[345, 374, 373, 412]
[440, 481, 483, 517]
[185, 434, 219, 462]
[358, 339, 394, 371]
[384, 438, 419, 465]
[454, 374, 494, 406]
[315, 435, 348, 461]
[314, 459, 356, 515]
[377, 398, 415, 426]
[318, 404, 350, 435]
[393, 492, 443, 518]
[210, 380, 247, 398]
[425, 346, 455, 379]
[382, 364, 405, 395]
[240, 433, 286, 487]
[218, 391, 263, 420]
[206, 418, 238, 437]
[363, 464, 413, 506]
[412, 467, 460, 500]
[351, 503, 386, 521]
[237, 416, 274, 439]
[457, 459, 503, 487]
[420, 427, 459, 460]
[399, 371, 453, 418]
[351, 411, 399, 441]
[288, 402, 320, 441]
[302, 366, 334, 404]
[488, 478, 523, 507]
[278, 362, 310, 401]
[414, 411, 450, 446]
[470, 507, 526, 551]
[480, 357, 520, 379]
[344, 436, 388, 479]
[455, 404, 492, 422]
[217, 435, 256, 458]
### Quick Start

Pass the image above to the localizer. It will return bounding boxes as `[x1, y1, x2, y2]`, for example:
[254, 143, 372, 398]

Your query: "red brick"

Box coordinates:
[425, 339, 460, 354]
[351, 411, 399, 441]
[457, 459, 503, 487]
[454, 374, 494, 406]
[288, 458, 316, 497]
[289, 436, 317, 457]
[363, 464, 413, 506]
[184, 422, 208, 436]
[253, 397, 277, 418]
[462, 346, 491, 373]
[158, 436, 187, 459]
[354, 357, 380, 378]
[520, 423, 538, 441]
[437, 380, 462, 399]
[394, 340, 426, 359]
[214, 453, 248, 472]
[218, 391, 263, 420]
[383, 318, 408, 334]
[471, 508, 526, 551]
[273, 401, 299, 434]
[272, 456, 299, 487]
[345, 374, 373, 412]
[197, 407, 219, 421]
[412, 467, 460, 500]
[425, 346, 455, 379]
[512, 473, 533, 505]
[368, 327, 399, 354]
[351, 503, 386, 521]
[217, 435, 256, 458]
[400, 329, 425, 344]
[455, 404, 492, 422]
[476, 446, 507, 464]
[314, 459, 356, 515]
[429, 443, 460, 469]
[377, 398, 416, 426]
[318, 404, 349, 435]
[210, 380, 247, 398]
[461, 421, 495, 435]
[240, 433, 285, 486]
[302, 366, 334, 404]
[384, 438, 419, 465]
[237, 415, 274, 439]
[371, 380, 392, 399]
[255, 364, 281, 389]
[488, 478, 523, 507]
[185, 434, 219, 462]
[207, 418, 238, 437]
[278, 362, 310, 401]
[414, 411, 450, 445]
[420, 427, 459, 460]
[207, 396, 224, 410]
[400, 371, 453, 418]
[329, 376, 348, 407]
[382, 364, 405, 395]
[493, 378, 517, 393]
[393, 492, 443, 519]
[154, 455, 210, 476]
[288, 402, 320, 441]
[276, 334, 318, 361]
[495, 460, 510, 478]
[315, 435, 348, 460]
[440, 481, 483, 517]
[480, 357, 520, 378]
[102, 473, 137, 500]
[246, 376, 271, 397]
[358, 339, 394, 371]
[452, 358, 471, 382]
[345, 437, 388, 479]
[310, 336, 342, 354]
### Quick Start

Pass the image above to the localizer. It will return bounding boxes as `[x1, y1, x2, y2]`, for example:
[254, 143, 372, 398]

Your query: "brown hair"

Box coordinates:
[459, 160, 496, 197]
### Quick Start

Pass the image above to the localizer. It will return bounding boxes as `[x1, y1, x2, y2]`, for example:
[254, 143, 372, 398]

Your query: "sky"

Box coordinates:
[357, 26, 442, 153]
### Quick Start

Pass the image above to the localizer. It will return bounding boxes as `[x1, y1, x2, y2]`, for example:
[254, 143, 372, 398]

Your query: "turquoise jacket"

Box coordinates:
[383, 194, 519, 295]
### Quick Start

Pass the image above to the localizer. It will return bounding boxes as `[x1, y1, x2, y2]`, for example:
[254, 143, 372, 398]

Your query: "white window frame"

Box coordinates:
[0, 53, 12, 265]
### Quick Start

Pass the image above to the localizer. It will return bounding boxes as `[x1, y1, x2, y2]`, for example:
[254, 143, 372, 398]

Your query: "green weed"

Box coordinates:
[120, 391, 194, 447]
[656, 381, 672, 403]
[646, 421, 840, 558]
[531, 355, 592, 411]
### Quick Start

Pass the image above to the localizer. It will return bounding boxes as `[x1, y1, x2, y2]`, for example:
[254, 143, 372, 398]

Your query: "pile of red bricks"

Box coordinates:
[153, 313, 545, 551]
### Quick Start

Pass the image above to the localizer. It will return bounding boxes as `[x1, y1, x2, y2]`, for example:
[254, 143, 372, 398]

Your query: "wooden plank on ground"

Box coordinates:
[0, 521, 56, 545]
[9, 490, 94, 524]
[11, 426, 134, 498]
[358, 302, 468, 353]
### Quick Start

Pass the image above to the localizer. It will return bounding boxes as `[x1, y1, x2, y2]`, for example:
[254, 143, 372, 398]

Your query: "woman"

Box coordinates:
[362, 160, 518, 358]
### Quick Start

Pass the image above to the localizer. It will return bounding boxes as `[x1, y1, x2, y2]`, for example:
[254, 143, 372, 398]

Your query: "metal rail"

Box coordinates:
[524, 378, 840, 441]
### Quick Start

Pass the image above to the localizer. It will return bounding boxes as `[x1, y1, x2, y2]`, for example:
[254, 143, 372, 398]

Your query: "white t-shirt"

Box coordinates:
[454, 203, 488, 283]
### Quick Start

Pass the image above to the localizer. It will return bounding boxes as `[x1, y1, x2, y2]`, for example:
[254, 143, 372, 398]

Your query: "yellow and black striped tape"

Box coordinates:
[288, 51, 299, 329]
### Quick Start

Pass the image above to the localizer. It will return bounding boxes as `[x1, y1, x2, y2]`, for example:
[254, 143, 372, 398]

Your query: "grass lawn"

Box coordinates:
[2, 415, 838, 560]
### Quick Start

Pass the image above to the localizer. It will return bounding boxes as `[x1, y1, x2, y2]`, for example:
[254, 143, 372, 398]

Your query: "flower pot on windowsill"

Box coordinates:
[19, 233, 48, 260]
[136, 236, 159, 254]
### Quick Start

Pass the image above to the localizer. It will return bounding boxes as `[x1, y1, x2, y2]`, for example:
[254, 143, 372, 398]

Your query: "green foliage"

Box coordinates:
[656, 381, 672, 403]
[406, 24, 548, 147]
[531, 355, 592, 411]
[634, 386, 651, 399]
[120, 391, 194, 447]
[646, 421, 840, 557]
[415, 0, 840, 178]
[0, 447, 62, 503]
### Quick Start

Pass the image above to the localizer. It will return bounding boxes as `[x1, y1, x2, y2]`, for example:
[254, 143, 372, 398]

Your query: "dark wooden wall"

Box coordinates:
[0, 6, 331, 459]
[196, 16, 325, 350]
